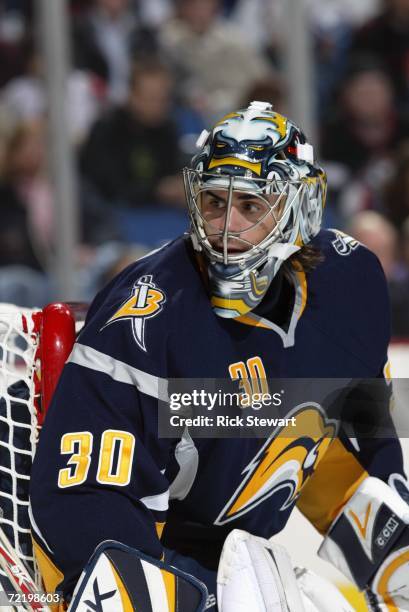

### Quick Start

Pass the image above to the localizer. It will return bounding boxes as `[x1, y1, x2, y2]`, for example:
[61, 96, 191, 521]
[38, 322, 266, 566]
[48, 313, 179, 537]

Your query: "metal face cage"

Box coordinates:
[184, 168, 307, 266]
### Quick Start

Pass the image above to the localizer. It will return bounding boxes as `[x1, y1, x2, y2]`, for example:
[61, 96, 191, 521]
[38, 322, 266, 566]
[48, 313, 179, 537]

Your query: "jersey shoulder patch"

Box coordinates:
[102, 274, 166, 352]
[329, 229, 360, 257]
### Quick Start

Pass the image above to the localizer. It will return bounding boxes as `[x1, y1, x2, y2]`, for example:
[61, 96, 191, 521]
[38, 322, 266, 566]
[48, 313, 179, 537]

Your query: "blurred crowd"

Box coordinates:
[0, 0, 409, 337]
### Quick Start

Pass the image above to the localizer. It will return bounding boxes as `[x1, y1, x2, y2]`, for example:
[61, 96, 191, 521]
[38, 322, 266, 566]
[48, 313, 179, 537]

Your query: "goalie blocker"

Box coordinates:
[319, 476, 409, 610]
[66, 540, 207, 612]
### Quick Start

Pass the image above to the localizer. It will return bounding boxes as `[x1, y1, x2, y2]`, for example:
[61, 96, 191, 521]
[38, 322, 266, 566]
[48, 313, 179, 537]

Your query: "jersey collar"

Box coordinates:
[234, 268, 307, 348]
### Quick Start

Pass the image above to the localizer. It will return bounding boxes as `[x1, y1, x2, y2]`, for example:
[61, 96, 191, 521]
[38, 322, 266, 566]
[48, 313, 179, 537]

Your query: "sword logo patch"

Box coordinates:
[102, 275, 166, 352]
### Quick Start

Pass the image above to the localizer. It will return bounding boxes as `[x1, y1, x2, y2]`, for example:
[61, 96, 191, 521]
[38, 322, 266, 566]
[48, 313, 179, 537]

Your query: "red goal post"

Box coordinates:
[0, 302, 85, 592]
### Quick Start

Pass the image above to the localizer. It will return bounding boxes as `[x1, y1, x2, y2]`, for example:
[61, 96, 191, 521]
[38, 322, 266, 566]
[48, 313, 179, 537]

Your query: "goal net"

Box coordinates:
[0, 303, 78, 591]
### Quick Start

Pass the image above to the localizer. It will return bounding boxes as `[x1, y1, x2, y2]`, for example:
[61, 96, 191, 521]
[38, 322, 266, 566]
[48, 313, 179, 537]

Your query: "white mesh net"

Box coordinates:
[0, 304, 41, 586]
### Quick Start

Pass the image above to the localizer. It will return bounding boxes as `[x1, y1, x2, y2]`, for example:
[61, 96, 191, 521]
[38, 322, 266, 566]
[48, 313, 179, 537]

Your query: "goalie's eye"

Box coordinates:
[249, 145, 265, 151]
[216, 142, 227, 148]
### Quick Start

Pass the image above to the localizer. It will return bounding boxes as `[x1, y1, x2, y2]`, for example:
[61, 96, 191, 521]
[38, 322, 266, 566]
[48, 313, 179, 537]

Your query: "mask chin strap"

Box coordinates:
[207, 242, 302, 319]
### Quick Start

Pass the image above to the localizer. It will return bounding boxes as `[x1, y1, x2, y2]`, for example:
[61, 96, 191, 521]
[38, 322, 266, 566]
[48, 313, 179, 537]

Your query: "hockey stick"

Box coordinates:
[0, 525, 51, 612]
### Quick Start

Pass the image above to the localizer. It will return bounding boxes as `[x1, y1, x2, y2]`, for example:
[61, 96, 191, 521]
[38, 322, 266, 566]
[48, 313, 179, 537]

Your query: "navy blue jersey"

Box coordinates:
[30, 229, 404, 597]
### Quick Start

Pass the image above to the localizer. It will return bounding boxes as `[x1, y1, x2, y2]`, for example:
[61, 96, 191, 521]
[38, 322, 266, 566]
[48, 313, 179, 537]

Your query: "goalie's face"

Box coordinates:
[200, 188, 281, 261]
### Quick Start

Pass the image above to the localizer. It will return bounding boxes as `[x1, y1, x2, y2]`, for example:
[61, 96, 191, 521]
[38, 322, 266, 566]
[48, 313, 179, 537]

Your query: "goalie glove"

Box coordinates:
[319, 476, 409, 611]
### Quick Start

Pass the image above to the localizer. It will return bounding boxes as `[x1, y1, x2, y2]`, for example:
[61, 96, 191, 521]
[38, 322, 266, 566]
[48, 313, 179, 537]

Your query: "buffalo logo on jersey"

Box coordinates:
[331, 230, 359, 257]
[102, 275, 166, 352]
[215, 404, 337, 525]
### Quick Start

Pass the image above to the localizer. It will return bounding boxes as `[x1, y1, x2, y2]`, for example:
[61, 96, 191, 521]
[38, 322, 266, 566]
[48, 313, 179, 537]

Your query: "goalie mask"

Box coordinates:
[184, 101, 327, 318]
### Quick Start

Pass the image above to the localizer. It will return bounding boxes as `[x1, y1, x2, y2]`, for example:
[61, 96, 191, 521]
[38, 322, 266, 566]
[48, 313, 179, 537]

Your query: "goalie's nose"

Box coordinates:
[228, 205, 245, 231]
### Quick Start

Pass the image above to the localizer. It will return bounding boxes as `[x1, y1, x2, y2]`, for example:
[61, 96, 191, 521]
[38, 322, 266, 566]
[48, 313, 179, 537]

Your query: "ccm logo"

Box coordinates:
[375, 517, 399, 548]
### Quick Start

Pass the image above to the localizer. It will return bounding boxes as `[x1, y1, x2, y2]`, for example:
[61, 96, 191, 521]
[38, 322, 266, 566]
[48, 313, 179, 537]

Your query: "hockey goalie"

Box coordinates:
[29, 102, 409, 611]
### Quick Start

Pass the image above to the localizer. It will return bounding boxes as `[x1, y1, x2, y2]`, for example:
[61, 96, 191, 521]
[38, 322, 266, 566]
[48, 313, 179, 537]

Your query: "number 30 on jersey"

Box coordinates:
[57, 429, 135, 488]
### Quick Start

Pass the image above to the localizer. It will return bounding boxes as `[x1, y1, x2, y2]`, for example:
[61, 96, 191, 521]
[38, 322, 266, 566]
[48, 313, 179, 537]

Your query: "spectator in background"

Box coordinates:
[349, 0, 409, 111]
[95, 243, 150, 290]
[1, 118, 123, 284]
[80, 59, 185, 210]
[136, 0, 173, 30]
[307, 0, 380, 29]
[348, 210, 409, 337]
[382, 143, 409, 230]
[228, 0, 381, 116]
[305, 0, 380, 115]
[0, 36, 44, 120]
[0, 116, 121, 305]
[403, 217, 409, 269]
[0, 119, 52, 269]
[70, 0, 93, 16]
[0, 35, 103, 145]
[0, 119, 51, 306]
[227, 0, 283, 54]
[158, 0, 270, 123]
[321, 57, 409, 221]
[240, 76, 288, 117]
[0, 4, 31, 88]
[72, 0, 157, 104]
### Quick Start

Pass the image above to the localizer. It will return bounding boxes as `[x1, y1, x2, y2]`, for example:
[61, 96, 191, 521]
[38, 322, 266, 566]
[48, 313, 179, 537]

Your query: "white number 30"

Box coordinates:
[58, 430, 135, 488]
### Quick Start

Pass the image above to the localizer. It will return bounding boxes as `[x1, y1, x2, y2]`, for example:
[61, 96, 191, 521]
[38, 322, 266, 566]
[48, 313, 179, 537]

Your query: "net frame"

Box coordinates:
[0, 303, 78, 588]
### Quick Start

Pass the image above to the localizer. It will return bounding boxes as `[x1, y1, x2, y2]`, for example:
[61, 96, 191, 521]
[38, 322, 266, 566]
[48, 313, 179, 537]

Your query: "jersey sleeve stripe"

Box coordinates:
[68, 343, 168, 401]
[31, 539, 65, 600]
[169, 429, 199, 500]
[140, 490, 170, 512]
[28, 503, 54, 554]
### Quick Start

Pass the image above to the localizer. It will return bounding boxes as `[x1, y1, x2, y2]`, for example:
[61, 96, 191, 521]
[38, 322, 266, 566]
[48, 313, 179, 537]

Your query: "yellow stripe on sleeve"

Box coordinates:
[32, 539, 65, 612]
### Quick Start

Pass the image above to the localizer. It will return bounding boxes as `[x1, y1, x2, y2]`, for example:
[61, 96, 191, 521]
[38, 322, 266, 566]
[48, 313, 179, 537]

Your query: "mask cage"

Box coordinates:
[183, 168, 307, 266]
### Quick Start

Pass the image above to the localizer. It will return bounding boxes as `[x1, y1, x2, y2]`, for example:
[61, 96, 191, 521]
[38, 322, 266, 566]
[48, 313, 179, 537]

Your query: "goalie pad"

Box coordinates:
[217, 529, 305, 611]
[294, 568, 353, 612]
[217, 530, 353, 612]
[319, 476, 409, 609]
[67, 540, 208, 612]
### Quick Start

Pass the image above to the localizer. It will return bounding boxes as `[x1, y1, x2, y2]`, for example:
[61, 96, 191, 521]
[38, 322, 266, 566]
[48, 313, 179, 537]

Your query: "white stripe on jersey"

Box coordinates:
[28, 503, 54, 554]
[169, 428, 198, 501]
[140, 490, 169, 511]
[68, 343, 168, 401]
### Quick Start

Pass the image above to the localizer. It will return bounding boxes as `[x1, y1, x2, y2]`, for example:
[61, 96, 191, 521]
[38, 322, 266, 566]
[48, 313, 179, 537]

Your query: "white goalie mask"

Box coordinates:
[184, 101, 327, 318]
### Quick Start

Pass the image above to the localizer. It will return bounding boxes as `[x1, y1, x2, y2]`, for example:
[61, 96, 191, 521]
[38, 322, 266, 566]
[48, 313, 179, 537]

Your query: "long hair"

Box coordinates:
[285, 244, 324, 275]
